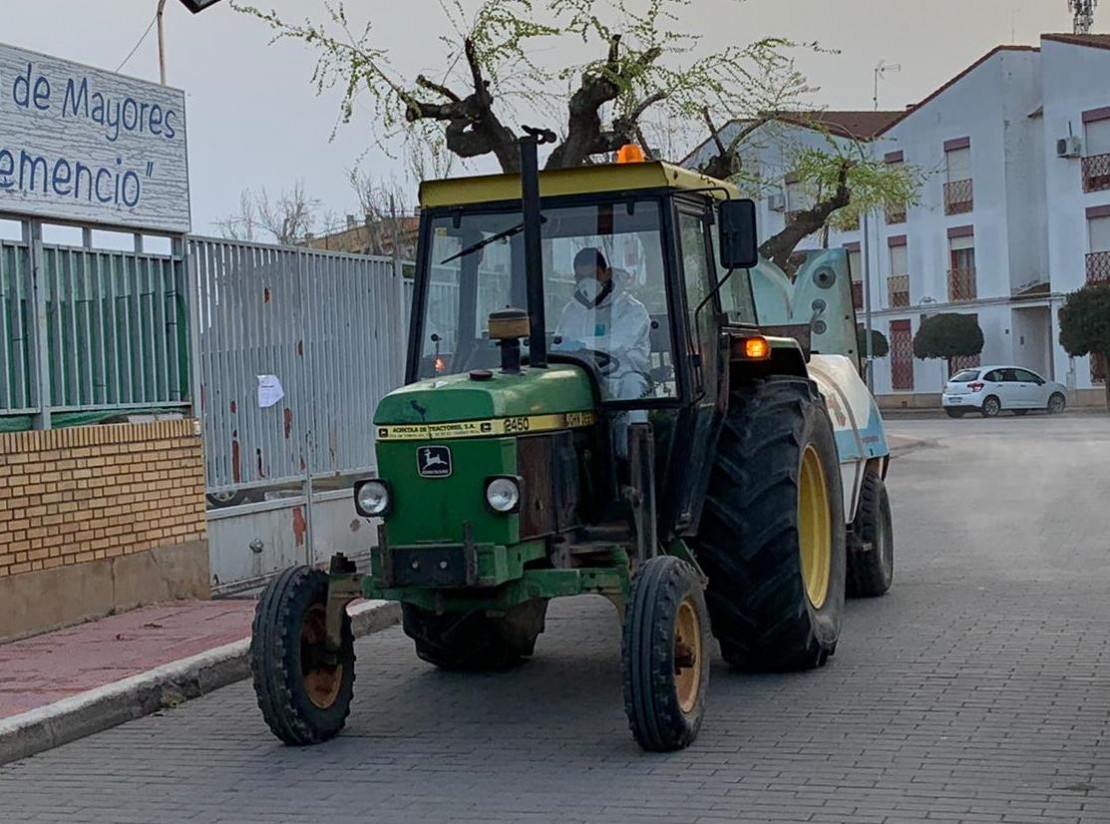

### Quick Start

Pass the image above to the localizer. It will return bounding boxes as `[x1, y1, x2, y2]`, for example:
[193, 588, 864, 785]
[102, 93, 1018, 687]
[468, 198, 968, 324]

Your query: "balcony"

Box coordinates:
[1087, 251, 1110, 285]
[1082, 153, 1110, 193]
[944, 179, 974, 215]
[948, 267, 977, 302]
[887, 275, 910, 308]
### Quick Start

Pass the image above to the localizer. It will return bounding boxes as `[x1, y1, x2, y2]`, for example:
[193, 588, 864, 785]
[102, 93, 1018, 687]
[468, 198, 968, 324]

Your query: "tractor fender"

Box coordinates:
[806, 354, 890, 524]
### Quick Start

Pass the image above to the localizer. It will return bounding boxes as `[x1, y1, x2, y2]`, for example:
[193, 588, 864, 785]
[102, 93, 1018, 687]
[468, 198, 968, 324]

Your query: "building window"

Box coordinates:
[1086, 208, 1110, 284]
[944, 139, 973, 215]
[846, 245, 863, 310]
[1082, 110, 1110, 193]
[884, 151, 906, 224]
[890, 319, 914, 391]
[948, 231, 977, 301]
[785, 176, 814, 224]
[887, 239, 909, 308]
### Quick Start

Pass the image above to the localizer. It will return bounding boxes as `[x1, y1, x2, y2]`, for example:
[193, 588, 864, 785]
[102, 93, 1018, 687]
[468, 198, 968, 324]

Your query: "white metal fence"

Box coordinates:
[191, 237, 407, 493]
[191, 237, 409, 590]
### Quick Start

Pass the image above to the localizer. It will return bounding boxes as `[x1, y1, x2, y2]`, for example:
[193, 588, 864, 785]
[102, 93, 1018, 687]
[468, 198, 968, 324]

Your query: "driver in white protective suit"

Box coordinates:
[553, 248, 652, 457]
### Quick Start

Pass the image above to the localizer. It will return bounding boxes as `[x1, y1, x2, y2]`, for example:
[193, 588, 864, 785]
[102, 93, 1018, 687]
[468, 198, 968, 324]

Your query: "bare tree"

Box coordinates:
[213, 189, 260, 242]
[346, 169, 416, 257]
[255, 181, 320, 245]
[237, 0, 811, 170]
[215, 181, 321, 246]
[238, 1, 918, 263]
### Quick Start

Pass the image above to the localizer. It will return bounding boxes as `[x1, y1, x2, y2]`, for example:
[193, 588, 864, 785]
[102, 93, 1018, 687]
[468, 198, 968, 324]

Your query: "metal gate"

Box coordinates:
[190, 237, 408, 591]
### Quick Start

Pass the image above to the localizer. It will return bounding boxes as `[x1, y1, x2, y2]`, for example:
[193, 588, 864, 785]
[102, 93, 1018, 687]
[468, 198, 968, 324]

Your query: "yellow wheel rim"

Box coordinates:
[798, 444, 832, 609]
[301, 604, 343, 710]
[674, 597, 703, 715]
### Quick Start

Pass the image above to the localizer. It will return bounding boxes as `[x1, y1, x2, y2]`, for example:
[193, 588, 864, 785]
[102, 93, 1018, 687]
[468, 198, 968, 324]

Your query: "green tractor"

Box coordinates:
[250, 132, 894, 752]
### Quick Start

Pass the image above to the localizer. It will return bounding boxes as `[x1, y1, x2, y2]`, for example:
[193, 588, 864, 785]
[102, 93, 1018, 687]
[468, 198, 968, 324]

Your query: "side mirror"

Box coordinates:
[717, 199, 759, 270]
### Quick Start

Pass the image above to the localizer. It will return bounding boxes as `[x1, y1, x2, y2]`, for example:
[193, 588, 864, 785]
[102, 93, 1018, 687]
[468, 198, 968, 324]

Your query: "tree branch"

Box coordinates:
[547, 38, 666, 169]
[759, 161, 851, 272]
[697, 115, 773, 181]
[416, 74, 461, 103]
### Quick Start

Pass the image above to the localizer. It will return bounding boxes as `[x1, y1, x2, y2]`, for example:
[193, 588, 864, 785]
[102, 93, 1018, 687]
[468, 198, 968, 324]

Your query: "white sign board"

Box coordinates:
[0, 43, 190, 233]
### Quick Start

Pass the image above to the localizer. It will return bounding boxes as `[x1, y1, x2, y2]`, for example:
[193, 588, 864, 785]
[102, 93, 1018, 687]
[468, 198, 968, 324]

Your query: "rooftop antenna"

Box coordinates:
[1068, 0, 1097, 33]
[874, 60, 902, 111]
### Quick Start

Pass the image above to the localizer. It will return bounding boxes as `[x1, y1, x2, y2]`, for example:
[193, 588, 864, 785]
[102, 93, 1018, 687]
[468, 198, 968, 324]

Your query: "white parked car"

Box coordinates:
[942, 366, 1068, 418]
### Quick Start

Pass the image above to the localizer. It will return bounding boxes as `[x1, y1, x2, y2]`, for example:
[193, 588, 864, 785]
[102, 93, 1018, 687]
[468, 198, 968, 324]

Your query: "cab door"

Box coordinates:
[660, 203, 723, 536]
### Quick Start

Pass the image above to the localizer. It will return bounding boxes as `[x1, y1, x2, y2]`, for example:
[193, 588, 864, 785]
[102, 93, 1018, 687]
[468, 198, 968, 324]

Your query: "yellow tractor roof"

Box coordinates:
[419, 161, 737, 209]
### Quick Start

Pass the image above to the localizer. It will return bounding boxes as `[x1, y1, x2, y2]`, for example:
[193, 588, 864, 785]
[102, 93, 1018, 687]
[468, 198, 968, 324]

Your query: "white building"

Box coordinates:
[684, 34, 1110, 408]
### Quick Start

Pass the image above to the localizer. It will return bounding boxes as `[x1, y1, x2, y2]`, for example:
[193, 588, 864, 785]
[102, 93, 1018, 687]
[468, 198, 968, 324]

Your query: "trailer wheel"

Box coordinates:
[621, 555, 710, 752]
[251, 566, 355, 746]
[694, 377, 846, 671]
[846, 472, 894, 598]
[402, 600, 547, 671]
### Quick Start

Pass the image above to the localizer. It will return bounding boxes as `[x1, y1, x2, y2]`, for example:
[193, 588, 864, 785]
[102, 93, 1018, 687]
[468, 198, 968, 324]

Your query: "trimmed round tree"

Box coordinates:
[857, 326, 890, 359]
[1058, 283, 1110, 410]
[912, 313, 984, 375]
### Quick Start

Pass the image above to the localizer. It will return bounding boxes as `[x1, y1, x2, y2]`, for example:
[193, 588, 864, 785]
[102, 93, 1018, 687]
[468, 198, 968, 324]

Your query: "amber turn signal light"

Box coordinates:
[742, 336, 771, 360]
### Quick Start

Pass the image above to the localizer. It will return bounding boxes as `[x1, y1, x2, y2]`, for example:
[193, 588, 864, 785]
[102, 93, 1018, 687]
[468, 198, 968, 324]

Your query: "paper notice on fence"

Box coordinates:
[257, 375, 285, 408]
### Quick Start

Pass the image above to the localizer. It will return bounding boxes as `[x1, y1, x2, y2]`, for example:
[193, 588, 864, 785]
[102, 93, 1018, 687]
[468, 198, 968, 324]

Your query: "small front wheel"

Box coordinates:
[251, 566, 355, 746]
[1048, 393, 1066, 415]
[621, 556, 710, 752]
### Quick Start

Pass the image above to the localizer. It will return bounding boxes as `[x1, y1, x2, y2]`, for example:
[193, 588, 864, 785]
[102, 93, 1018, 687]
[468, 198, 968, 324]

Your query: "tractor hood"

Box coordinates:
[374, 364, 595, 430]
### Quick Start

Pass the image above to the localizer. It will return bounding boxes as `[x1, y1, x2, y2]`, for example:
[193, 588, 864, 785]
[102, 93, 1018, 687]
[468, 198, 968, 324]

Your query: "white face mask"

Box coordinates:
[574, 277, 612, 309]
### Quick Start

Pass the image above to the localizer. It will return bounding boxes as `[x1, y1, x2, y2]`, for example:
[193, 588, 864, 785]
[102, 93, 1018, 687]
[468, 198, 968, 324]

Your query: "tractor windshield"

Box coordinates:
[413, 199, 677, 400]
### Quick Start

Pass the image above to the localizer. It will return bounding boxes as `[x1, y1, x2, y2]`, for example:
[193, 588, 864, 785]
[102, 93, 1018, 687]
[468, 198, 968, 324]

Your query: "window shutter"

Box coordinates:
[1085, 119, 1110, 156]
[1089, 215, 1110, 252]
[889, 245, 908, 276]
[945, 147, 971, 181]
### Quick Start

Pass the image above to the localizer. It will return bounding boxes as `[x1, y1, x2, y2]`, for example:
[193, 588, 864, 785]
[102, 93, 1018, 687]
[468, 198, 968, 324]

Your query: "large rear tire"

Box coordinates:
[622, 556, 710, 752]
[251, 566, 355, 746]
[402, 600, 548, 670]
[846, 472, 894, 598]
[694, 377, 847, 671]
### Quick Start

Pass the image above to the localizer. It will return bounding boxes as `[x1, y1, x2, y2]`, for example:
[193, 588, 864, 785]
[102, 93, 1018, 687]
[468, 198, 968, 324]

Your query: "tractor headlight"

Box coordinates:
[484, 476, 521, 514]
[354, 480, 391, 517]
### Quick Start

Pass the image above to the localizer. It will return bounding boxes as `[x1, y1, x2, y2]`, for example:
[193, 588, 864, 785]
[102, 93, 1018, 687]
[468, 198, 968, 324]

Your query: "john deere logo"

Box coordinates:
[418, 445, 452, 478]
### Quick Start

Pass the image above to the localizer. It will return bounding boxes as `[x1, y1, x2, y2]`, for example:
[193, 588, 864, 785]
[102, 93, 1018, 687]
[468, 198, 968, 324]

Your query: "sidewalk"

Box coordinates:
[0, 596, 398, 764]
[0, 600, 256, 719]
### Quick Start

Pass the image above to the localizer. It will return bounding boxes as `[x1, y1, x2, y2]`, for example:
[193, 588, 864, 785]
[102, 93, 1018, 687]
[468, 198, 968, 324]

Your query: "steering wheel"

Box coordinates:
[582, 348, 620, 376]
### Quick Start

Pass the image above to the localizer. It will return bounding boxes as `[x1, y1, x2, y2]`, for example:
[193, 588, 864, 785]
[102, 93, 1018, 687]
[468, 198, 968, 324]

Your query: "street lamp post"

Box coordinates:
[861, 210, 874, 390]
[157, 0, 225, 85]
[156, 0, 168, 84]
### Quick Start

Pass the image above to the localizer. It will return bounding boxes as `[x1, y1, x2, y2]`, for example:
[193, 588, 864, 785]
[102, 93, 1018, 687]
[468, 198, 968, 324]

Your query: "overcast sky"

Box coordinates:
[2, 0, 1085, 238]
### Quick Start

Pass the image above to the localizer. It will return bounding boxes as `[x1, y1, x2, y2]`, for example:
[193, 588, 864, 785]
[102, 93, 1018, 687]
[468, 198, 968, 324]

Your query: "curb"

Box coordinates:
[0, 600, 399, 766]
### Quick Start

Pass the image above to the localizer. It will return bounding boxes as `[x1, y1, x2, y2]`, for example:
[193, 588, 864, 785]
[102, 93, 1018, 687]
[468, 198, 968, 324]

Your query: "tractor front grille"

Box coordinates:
[517, 431, 582, 540]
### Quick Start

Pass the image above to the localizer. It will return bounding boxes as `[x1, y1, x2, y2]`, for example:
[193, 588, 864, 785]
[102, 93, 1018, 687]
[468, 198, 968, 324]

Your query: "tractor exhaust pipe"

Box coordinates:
[519, 128, 554, 368]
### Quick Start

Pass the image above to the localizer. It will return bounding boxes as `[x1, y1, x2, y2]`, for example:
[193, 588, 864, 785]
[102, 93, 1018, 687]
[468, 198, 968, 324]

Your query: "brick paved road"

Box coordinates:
[3, 415, 1110, 824]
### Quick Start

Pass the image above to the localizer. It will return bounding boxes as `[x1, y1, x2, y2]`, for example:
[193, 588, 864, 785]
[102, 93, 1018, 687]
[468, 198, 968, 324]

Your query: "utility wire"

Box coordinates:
[117, 13, 158, 72]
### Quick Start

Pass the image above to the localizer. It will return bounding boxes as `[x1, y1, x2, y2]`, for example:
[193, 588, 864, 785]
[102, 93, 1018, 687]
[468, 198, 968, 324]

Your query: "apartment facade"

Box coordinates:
[684, 34, 1110, 407]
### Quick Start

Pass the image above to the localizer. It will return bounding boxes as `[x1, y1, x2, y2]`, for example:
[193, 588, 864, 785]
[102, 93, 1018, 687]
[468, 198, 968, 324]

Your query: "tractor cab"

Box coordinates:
[395, 160, 783, 542]
[409, 161, 758, 403]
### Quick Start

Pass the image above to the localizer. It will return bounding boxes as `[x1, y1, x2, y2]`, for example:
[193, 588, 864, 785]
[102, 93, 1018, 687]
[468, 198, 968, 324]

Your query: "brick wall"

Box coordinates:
[0, 420, 206, 579]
